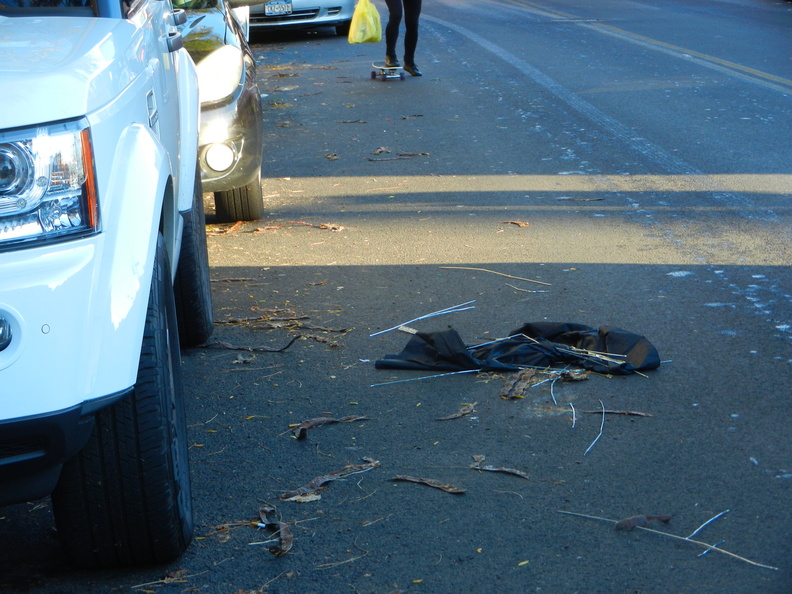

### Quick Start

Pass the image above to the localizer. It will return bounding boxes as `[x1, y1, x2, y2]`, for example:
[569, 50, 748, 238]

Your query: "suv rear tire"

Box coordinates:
[51, 234, 193, 568]
[214, 169, 264, 222]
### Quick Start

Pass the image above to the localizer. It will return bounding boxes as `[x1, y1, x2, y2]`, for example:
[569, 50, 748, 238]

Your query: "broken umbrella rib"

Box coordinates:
[369, 300, 476, 337]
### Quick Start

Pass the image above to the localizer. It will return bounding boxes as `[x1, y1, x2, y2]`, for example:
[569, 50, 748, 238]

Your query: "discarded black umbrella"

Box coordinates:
[375, 322, 660, 375]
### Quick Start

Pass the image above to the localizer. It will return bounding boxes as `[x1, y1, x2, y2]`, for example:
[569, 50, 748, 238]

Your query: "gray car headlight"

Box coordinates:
[196, 44, 244, 104]
[0, 119, 99, 250]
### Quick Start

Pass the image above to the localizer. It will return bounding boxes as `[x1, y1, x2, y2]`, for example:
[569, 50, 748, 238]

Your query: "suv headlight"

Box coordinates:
[0, 119, 98, 250]
[196, 44, 244, 104]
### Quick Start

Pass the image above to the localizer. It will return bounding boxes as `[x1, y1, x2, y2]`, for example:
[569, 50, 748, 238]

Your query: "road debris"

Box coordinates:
[470, 455, 530, 480]
[506, 282, 549, 294]
[582, 409, 654, 417]
[370, 369, 480, 388]
[369, 300, 476, 337]
[615, 514, 671, 531]
[499, 369, 539, 400]
[255, 505, 294, 556]
[279, 458, 381, 501]
[557, 510, 778, 571]
[376, 323, 659, 375]
[232, 353, 256, 364]
[437, 402, 477, 421]
[686, 509, 729, 540]
[390, 475, 466, 494]
[583, 400, 606, 456]
[291, 415, 369, 439]
[252, 220, 345, 232]
[439, 266, 550, 286]
[200, 337, 301, 353]
[209, 220, 244, 235]
[502, 220, 530, 228]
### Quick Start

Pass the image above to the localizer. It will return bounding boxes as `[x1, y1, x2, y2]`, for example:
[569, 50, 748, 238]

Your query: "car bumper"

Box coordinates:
[249, 4, 353, 30]
[0, 390, 128, 505]
[198, 81, 263, 193]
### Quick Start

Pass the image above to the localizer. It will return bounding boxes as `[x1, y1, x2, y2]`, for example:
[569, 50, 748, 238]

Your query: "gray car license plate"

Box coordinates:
[265, 0, 292, 15]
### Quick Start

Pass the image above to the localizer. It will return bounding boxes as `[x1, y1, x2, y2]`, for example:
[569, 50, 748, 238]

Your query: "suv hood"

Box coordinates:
[0, 16, 139, 128]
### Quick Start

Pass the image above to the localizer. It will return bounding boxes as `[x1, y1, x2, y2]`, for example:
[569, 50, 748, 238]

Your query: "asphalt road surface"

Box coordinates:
[2, 0, 791, 592]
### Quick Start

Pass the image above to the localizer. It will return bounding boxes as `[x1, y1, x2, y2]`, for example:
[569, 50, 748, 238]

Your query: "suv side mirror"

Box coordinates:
[172, 8, 187, 25]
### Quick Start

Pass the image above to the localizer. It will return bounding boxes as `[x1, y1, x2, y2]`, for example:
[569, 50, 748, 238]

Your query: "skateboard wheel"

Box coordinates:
[399, 72, 406, 80]
[371, 71, 377, 79]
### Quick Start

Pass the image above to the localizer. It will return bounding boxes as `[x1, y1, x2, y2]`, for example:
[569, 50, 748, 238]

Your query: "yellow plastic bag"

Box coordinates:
[348, 0, 381, 44]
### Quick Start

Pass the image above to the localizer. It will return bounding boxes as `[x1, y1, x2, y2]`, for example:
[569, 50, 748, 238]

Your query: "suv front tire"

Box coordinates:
[51, 234, 193, 568]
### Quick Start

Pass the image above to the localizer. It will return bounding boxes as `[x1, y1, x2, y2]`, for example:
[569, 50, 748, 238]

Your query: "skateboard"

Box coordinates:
[371, 63, 406, 81]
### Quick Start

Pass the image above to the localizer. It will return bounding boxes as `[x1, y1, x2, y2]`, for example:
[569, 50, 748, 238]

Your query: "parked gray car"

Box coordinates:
[178, 0, 265, 221]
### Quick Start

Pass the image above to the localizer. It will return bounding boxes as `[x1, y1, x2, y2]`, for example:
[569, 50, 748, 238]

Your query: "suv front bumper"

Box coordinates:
[0, 390, 128, 505]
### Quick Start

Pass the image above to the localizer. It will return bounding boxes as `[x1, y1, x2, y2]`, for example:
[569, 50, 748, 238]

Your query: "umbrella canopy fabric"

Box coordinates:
[375, 322, 660, 375]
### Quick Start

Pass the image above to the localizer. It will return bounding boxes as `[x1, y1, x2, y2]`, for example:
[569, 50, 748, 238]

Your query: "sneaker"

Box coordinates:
[404, 63, 422, 77]
[385, 56, 400, 68]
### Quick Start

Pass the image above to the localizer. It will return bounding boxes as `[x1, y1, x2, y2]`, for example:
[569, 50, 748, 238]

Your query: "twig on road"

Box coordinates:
[556, 510, 778, 571]
[439, 266, 551, 286]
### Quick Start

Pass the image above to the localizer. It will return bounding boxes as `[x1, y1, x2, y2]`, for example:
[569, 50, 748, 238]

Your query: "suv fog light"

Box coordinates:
[0, 316, 11, 352]
[205, 143, 234, 173]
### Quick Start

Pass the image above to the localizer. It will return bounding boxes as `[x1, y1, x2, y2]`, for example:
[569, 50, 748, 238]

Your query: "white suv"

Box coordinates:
[0, 0, 212, 567]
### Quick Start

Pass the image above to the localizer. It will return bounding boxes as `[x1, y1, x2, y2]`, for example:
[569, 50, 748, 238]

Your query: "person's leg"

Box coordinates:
[384, 0, 403, 64]
[402, 0, 422, 66]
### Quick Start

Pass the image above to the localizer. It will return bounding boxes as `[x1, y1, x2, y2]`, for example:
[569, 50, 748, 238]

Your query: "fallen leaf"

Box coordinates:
[258, 505, 294, 555]
[502, 220, 530, 228]
[499, 369, 539, 399]
[374, 146, 391, 155]
[390, 475, 465, 494]
[325, 153, 339, 160]
[437, 402, 477, 421]
[291, 415, 369, 440]
[560, 370, 590, 381]
[615, 514, 672, 531]
[470, 455, 530, 480]
[279, 458, 381, 500]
